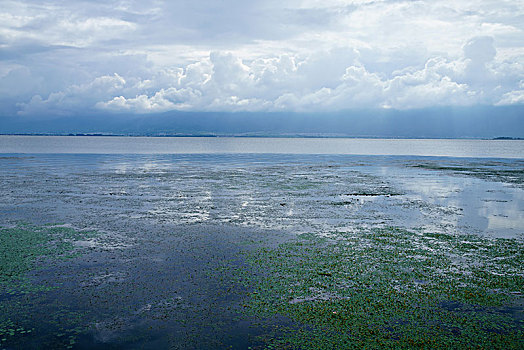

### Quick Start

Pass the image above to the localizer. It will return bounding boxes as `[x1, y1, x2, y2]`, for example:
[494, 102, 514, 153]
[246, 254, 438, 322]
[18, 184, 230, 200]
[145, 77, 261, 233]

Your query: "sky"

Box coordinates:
[1, 0, 524, 117]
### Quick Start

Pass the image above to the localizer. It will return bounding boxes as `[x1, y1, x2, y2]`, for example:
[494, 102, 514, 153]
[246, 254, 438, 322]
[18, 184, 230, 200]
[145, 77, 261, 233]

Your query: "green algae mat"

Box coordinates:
[1, 223, 523, 349]
[232, 227, 524, 349]
[0, 224, 97, 348]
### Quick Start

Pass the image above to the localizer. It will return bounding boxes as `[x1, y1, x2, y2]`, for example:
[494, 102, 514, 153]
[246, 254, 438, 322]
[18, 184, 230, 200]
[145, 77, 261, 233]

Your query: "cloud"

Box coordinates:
[97, 87, 204, 113]
[18, 73, 126, 115]
[2, 1, 524, 116]
[15, 37, 524, 115]
[0, 66, 43, 97]
[0, 2, 137, 49]
[463, 36, 497, 63]
[497, 89, 524, 105]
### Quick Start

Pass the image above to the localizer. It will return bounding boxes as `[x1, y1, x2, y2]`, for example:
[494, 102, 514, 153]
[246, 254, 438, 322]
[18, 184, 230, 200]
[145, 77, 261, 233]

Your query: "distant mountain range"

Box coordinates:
[1, 105, 523, 139]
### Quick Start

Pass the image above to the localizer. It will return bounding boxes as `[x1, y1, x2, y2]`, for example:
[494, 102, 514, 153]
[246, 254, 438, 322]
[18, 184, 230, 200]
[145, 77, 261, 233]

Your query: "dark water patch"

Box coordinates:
[0, 224, 100, 348]
[0, 223, 295, 349]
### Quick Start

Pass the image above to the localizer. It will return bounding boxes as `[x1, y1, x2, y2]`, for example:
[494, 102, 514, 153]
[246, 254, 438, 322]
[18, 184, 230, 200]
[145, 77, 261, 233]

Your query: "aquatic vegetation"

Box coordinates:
[235, 227, 524, 349]
[413, 161, 524, 188]
[0, 224, 98, 348]
[0, 224, 96, 291]
[0, 154, 522, 348]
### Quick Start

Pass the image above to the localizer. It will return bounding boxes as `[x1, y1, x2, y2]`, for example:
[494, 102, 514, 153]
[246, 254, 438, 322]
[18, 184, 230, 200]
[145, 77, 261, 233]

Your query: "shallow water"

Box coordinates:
[1, 154, 521, 238]
[0, 152, 522, 348]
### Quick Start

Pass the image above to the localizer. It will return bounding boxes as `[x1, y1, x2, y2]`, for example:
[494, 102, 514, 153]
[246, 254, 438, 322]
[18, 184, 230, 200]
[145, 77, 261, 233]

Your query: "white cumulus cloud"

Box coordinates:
[2, 0, 523, 116]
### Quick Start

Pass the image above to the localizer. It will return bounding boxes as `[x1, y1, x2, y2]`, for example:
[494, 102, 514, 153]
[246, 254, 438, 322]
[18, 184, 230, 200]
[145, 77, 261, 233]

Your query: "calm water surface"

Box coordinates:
[1, 136, 523, 158]
[1, 153, 522, 238]
[0, 138, 523, 349]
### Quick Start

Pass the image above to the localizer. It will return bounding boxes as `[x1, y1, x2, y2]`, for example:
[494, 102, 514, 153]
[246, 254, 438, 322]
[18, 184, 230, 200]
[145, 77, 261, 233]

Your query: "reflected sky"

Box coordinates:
[0, 153, 522, 239]
[366, 162, 524, 238]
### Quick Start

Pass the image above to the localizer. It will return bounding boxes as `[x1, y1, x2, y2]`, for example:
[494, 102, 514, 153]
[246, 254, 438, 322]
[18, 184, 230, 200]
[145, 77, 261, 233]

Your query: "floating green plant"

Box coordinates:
[234, 227, 524, 349]
[0, 224, 96, 289]
[0, 224, 98, 347]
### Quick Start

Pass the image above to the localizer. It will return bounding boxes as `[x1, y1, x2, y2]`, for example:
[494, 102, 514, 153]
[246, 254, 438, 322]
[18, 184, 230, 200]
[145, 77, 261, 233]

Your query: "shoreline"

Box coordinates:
[1, 133, 522, 140]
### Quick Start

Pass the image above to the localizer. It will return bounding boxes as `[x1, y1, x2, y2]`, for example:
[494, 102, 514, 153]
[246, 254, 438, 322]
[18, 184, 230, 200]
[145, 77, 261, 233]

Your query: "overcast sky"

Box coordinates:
[1, 0, 523, 116]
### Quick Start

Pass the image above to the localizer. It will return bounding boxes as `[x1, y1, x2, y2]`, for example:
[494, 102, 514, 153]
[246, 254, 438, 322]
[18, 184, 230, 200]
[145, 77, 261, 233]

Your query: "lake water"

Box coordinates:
[0, 136, 523, 348]
[0, 136, 522, 239]
[1, 135, 523, 158]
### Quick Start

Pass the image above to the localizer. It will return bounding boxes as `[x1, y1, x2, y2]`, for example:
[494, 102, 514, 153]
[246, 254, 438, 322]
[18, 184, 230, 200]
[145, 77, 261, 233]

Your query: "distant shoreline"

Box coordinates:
[0, 134, 522, 140]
